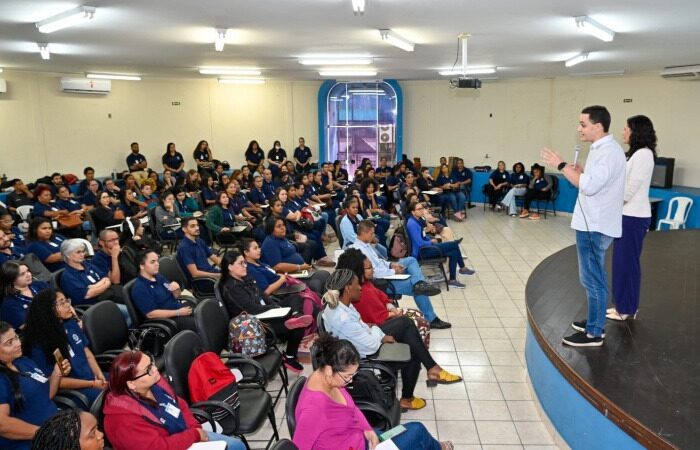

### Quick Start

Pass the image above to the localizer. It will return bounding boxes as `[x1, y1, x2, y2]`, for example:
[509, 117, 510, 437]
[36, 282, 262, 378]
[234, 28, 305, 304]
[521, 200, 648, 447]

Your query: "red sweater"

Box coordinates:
[103, 378, 202, 450]
[354, 281, 393, 326]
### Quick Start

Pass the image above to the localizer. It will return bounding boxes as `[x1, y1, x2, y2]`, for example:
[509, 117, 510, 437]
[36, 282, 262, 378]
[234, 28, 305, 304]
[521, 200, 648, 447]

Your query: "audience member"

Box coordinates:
[193, 140, 214, 177]
[0, 214, 25, 250]
[451, 158, 474, 207]
[435, 164, 466, 220]
[518, 164, 552, 220]
[0, 261, 48, 330]
[162, 142, 186, 179]
[293, 137, 313, 173]
[91, 192, 124, 235]
[484, 160, 510, 210]
[90, 230, 122, 284]
[6, 179, 34, 214]
[500, 162, 530, 217]
[267, 140, 287, 178]
[26, 218, 66, 272]
[176, 217, 221, 284]
[154, 190, 183, 240]
[244, 140, 265, 172]
[0, 230, 25, 265]
[76, 167, 102, 197]
[30, 409, 104, 450]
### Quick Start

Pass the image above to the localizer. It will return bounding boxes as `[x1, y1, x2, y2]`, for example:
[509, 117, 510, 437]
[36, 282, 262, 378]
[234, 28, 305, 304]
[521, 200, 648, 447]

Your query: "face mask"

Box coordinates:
[275, 145, 280, 150]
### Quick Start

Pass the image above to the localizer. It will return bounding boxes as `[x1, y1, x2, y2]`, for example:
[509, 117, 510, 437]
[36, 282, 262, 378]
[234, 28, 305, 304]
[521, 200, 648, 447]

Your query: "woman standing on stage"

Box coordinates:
[609, 115, 656, 321]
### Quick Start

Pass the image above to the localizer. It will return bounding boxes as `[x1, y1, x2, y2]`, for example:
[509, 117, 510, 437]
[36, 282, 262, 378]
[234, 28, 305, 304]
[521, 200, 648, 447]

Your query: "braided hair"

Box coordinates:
[336, 249, 367, 283]
[31, 409, 81, 450]
[0, 321, 24, 412]
[21, 288, 70, 369]
[322, 268, 355, 308]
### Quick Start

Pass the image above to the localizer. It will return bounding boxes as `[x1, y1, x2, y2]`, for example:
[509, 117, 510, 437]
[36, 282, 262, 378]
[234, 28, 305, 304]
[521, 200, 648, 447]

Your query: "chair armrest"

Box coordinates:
[192, 276, 218, 298]
[190, 407, 216, 429]
[358, 360, 398, 385]
[191, 400, 240, 431]
[53, 395, 80, 411]
[94, 353, 118, 371]
[141, 318, 178, 335]
[222, 356, 268, 387]
[57, 389, 90, 410]
[354, 400, 395, 431]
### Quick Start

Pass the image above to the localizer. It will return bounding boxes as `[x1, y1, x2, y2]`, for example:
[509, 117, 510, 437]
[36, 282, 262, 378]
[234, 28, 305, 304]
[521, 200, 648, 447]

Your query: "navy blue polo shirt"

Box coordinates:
[81, 190, 98, 207]
[376, 166, 392, 175]
[335, 168, 349, 181]
[262, 181, 277, 200]
[10, 226, 26, 249]
[132, 273, 181, 315]
[0, 281, 48, 329]
[490, 170, 509, 184]
[0, 247, 25, 266]
[248, 188, 267, 205]
[90, 250, 112, 278]
[287, 199, 304, 213]
[267, 148, 287, 164]
[33, 201, 60, 219]
[30, 319, 93, 382]
[245, 149, 265, 165]
[126, 153, 147, 169]
[140, 383, 187, 435]
[162, 151, 184, 170]
[509, 172, 530, 185]
[0, 357, 58, 450]
[55, 198, 82, 212]
[77, 179, 102, 196]
[532, 177, 549, 191]
[27, 235, 66, 272]
[260, 236, 304, 267]
[221, 205, 236, 227]
[247, 262, 282, 292]
[452, 168, 472, 183]
[60, 261, 104, 305]
[201, 187, 217, 204]
[294, 147, 312, 164]
[435, 174, 456, 188]
[176, 237, 218, 282]
[386, 174, 400, 187]
[193, 149, 210, 163]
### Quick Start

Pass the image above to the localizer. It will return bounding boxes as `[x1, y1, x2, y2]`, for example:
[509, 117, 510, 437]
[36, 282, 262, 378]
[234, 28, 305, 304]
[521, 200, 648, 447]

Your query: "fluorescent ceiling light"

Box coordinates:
[37, 43, 50, 60]
[565, 52, 589, 67]
[352, 0, 365, 15]
[438, 67, 497, 76]
[199, 68, 261, 76]
[36, 6, 96, 34]
[379, 29, 415, 52]
[87, 73, 141, 81]
[214, 28, 228, 52]
[218, 78, 266, 85]
[319, 69, 378, 77]
[0, 68, 3, 73]
[299, 57, 372, 66]
[575, 16, 615, 42]
[348, 89, 385, 94]
[570, 70, 624, 77]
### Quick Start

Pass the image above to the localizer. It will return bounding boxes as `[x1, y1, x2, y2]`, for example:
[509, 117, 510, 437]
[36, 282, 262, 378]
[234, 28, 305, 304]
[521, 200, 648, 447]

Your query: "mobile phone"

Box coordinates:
[53, 349, 67, 375]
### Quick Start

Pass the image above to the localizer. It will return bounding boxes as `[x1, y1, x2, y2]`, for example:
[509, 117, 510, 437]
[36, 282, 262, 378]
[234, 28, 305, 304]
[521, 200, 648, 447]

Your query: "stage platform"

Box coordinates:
[525, 229, 699, 449]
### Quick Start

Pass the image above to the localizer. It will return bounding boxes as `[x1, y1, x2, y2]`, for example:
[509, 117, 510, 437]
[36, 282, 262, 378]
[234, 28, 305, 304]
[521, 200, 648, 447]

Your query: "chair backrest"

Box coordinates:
[163, 330, 203, 401]
[82, 301, 129, 354]
[74, 238, 95, 256]
[271, 439, 299, 450]
[212, 279, 230, 319]
[668, 197, 694, 224]
[89, 390, 113, 448]
[17, 205, 34, 221]
[158, 255, 189, 289]
[316, 310, 326, 333]
[20, 253, 52, 283]
[51, 268, 65, 290]
[194, 299, 229, 353]
[335, 215, 345, 248]
[285, 376, 307, 437]
[85, 210, 99, 242]
[549, 175, 559, 199]
[123, 278, 147, 327]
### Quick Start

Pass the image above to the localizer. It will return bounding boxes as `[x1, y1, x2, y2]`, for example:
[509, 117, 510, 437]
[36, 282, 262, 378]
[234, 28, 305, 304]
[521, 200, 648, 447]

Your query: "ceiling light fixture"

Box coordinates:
[199, 68, 261, 76]
[218, 78, 266, 85]
[36, 6, 96, 34]
[0, 68, 3, 73]
[574, 16, 615, 42]
[214, 28, 228, 52]
[379, 29, 415, 52]
[439, 67, 496, 76]
[569, 70, 624, 77]
[37, 43, 50, 60]
[299, 57, 372, 66]
[87, 73, 141, 81]
[565, 52, 589, 67]
[319, 69, 378, 77]
[352, 0, 366, 15]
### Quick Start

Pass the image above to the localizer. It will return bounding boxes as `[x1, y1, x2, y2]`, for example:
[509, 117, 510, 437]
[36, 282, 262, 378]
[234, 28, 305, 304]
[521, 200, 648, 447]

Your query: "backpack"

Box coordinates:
[389, 225, 408, 260]
[188, 352, 240, 421]
[228, 312, 268, 357]
[346, 369, 396, 413]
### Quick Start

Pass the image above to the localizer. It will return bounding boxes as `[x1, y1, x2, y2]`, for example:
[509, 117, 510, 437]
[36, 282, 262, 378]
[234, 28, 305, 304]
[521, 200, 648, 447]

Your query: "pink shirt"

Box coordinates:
[293, 382, 371, 450]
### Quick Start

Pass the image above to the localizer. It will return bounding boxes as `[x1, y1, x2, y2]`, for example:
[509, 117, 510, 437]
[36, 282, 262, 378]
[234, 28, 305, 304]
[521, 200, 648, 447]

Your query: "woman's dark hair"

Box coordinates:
[265, 216, 284, 236]
[241, 239, 257, 254]
[28, 217, 53, 241]
[31, 408, 82, 450]
[219, 249, 245, 295]
[108, 350, 157, 407]
[246, 140, 260, 152]
[22, 288, 70, 369]
[359, 178, 379, 195]
[194, 140, 209, 152]
[216, 190, 229, 207]
[0, 321, 24, 412]
[336, 249, 367, 283]
[342, 197, 358, 210]
[311, 333, 360, 373]
[119, 217, 141, 245]
[158, 189, 175, 208]
[0, 261, 29, 297]
[166, 142, 175, 153]
[512, 162, 525, 173]
[271, 140, 282, 150]
[83, 167, 95, 176]
[407, 201, 422, 214]
[627, 115, 657, 158]
[33, 185, 52, 200]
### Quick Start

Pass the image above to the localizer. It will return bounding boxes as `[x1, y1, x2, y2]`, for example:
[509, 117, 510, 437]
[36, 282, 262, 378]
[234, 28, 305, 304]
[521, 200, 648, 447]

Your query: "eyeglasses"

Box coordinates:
[337, 370, 358, 385]
[55, 297, 72, 308]
[1, 334, 20, 347]
[132, 354, 156, 380]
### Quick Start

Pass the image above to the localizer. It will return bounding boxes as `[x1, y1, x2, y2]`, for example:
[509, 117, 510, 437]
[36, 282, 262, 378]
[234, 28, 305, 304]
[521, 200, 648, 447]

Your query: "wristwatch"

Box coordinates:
[557, 162, 567, 171]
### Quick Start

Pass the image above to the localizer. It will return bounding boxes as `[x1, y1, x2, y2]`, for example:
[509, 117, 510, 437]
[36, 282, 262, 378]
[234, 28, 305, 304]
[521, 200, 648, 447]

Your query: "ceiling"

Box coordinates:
[1, 0, 699, 81]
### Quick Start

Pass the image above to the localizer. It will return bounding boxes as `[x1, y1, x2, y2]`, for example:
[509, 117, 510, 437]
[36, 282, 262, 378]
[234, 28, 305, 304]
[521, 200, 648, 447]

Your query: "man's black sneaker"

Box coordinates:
[562, 331, 604, 347]
[430, 317, 452, 329]
[571, 320, 606, 338]
[413, 281, 441, 297]
[467, 203, 476, 209]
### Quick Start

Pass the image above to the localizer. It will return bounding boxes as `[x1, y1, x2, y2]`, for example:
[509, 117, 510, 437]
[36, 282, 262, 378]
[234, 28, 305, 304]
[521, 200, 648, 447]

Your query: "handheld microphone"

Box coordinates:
[573, 144, 582, 166]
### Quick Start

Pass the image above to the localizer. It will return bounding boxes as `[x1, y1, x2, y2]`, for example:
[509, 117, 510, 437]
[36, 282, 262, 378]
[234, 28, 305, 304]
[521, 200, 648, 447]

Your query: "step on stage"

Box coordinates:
[525, 229, 699, 450]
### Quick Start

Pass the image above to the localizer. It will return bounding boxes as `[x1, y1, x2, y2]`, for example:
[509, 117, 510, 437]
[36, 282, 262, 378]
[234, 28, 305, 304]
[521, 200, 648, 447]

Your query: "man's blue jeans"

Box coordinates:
[576, 230, 614, 337]
[388, 256, 437, 322]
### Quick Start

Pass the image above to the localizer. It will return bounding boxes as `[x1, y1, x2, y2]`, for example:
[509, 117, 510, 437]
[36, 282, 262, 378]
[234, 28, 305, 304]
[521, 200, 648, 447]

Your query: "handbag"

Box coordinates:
[56, 214, 83, 229]
[114, 209, 125, 220]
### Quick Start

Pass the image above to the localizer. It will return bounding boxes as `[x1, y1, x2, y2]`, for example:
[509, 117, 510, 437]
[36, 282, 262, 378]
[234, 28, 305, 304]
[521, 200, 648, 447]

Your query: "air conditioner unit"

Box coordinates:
[378, 125, 394, 144]
[660, 65, 700, 79]
[60, 77, 111, 94]
[0, 79, 6, 93]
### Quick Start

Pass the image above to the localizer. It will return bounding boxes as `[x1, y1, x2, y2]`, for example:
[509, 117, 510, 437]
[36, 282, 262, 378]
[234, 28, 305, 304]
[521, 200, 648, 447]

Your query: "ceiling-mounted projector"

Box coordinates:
[451, 78, 482, 89]
[449, 33, 482, 89]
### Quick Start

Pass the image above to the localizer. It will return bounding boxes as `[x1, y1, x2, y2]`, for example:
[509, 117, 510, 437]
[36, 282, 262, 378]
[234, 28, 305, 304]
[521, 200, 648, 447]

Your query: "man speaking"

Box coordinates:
[541, 105, 626, 347]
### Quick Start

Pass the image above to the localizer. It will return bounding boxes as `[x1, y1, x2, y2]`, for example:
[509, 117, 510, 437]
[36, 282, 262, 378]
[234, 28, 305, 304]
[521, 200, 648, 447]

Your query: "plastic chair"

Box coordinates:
[16, 205, 34, 221]
[657, 197, 693, 230]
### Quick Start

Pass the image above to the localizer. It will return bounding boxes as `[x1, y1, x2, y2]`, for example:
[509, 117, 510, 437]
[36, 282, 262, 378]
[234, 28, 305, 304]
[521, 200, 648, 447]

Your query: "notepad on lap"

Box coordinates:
[378, 274, 411, 280]
[254, 307, 291, 320]
[188, 442, 227, 450]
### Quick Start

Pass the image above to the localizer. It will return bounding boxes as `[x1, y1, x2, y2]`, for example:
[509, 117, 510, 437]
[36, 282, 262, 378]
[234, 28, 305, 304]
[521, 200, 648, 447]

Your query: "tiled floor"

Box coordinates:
[249, 207, 576, 449]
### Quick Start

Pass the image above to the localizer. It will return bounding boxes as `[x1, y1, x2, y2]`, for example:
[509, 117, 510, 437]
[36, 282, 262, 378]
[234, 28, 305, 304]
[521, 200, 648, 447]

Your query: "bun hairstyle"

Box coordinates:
[311, 333, 360, 373]
[322, 268, 355, 308]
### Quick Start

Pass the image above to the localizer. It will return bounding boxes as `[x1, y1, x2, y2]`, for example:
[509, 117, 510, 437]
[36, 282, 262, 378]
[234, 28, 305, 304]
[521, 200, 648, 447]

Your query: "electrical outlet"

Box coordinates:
[484, 153, 490, 159]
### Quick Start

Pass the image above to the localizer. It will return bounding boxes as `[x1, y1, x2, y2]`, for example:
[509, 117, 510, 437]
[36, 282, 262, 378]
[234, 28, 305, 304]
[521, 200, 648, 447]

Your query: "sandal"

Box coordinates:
[440, 442, 454, 450]
[426, 369, 463, 387]
[399, 396, 427, 412]
[519, 211, 530, 218]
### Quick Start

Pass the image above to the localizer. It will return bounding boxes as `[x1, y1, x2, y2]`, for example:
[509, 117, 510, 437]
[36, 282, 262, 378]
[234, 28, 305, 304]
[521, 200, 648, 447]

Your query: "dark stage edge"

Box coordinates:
[525, 229, 699, 450]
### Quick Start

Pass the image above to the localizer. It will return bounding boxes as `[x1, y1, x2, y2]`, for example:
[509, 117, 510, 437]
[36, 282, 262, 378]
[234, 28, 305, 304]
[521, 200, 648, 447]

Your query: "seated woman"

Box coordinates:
[435, 164, 466, 221]
[183, 169, 201, 195]
[519, 164, 553, 220]
[405, 193, 454, 242]
[261, 217, 334, 270]
[154, 190, 183, 240]
[173, 188, 201, 218]
[247, 175, 268, 208]
[224, 181, 258, 226]
[337, 249, 430, 348]
[484, 160, 510, 210]
[416, 167, 442, 207]
[268, 195, 319, 264]
[339, 197, 389, 259]
[58, 239, 130, 324]
[0, 261, 49, 330]
[321, 270, 462, 412]
[0, 321, 67, 450]
[206, 191, 245, 246]
[500, 162, 530, 217]
[91, 191, 124, 235]
[31, 409, 104, 450]
[200, 175, 218, 208]
[219, 250, 314, 373]
[26, 217, 66, 272]
[54, 185, 89, 225]
[137, 182, 159, 210]
[103, 350, 244, 450]
[406, 202, 473, 289]
[294, 333, 452, 450]
[33, 186, 83, 239]
[359, 179, 390, 247]
[131, 250, 196, 332]
[118, 217, 161, 284]
[23, 289, 107, 406]
[121, 174, 146, 217]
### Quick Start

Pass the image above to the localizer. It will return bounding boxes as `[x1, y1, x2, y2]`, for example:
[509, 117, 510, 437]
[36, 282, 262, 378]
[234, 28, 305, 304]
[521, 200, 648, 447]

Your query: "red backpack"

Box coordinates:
[188, 352, 239, 419]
